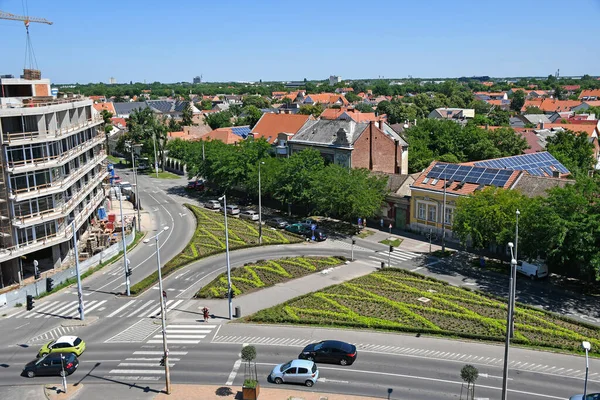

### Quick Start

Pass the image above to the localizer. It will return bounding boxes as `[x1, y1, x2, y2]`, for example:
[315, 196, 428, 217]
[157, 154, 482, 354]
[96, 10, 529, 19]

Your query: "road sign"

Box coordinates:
[358, 218, 362, 226]
[311, 224, 316, 231]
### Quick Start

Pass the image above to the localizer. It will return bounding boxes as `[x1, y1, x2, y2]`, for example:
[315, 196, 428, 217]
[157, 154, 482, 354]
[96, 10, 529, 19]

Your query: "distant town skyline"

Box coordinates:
[1, 0, 599, 84]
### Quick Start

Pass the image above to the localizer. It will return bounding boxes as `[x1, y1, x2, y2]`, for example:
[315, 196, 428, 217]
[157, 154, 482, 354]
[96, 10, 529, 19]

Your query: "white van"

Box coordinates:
[516, 260, 548, 280]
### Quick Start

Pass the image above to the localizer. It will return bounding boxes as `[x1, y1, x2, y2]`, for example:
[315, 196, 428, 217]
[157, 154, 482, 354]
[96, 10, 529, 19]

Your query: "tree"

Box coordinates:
[167, 117, 181, 132]
[554, 85, 566, 101]
[126, 107, 168, 171]
[181, 102, 195, 126]
[468, 100, 492, 116]
[452, 187, 527, 250]
[200, 99, 213, 110]
[460, 364, 479, 400]
[486, 127, 529, 156]
[510, 90, 526, 112]
[243, 95, 269, 109]
[310, 165, 387, 220]
[204, 111, 233, 130]
[546, 130, 595, 174]
[165, 138, 188, 160]
[345, 92, 360, 103]
[355, 103, 374, 113]
[101, 109, 114, 153]
[239, 105, 262, 128]
[299, 104, 324, 117]
[525, 106, 543, 114]
[241, 345, 258, 390]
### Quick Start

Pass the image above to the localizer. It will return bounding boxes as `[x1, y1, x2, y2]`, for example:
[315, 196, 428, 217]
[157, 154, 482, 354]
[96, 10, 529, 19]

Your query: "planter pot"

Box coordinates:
[242, 383, 260, 400]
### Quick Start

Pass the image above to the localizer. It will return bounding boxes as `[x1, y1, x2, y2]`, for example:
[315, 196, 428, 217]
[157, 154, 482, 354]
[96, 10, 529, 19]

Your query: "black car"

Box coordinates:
[304, 229, 327, 241]
[299, 340, 357, 365]
[23, 353, 79, 378]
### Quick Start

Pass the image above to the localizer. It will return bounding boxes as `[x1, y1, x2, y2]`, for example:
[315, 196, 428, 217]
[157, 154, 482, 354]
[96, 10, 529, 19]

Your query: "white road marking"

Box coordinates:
[226, 359, 242, 385]
[126, 300, 155, 317]
[109, 369, 165, 374]
[106, 300, 136, 318]
[133, 351, 188, 355]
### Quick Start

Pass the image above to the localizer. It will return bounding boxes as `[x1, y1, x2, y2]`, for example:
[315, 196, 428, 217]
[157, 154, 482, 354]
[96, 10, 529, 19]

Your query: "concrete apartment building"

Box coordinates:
[0, 73, 107, 286]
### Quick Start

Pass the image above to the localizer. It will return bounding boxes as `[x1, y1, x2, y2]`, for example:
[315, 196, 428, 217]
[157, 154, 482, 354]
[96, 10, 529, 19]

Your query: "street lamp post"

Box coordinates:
[153, 133, 159, 178]
[118, 187, 130, 296]
[510, 209, 520, 338]
[71, 221, 84, 321]
[501, 242, 517, 400]
[130, 144, 141, 232]
[219, 194, 233, 320]
[441, 178, 447, 253]
[258, 161, 265, 244]
[583, 341, 591, 398]
[144, 226, 171, 394]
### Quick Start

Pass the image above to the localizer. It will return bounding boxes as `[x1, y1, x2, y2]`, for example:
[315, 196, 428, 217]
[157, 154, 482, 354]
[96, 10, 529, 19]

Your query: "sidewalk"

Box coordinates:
[358, 228, 441, 254]
[154, 385, 381, 400]
[191, 259, 377, 322]
[107, 198, 155, 233]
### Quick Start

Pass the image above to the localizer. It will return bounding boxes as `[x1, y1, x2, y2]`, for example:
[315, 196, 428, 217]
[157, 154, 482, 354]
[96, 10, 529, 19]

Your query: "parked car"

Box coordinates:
[285, 223, 310, 235]
[266, 217, 288, 229]
[516, 260, 548, 280]
[23, 353, 79, 378]
[299, 340, 357, 365]
[240, 210, 259, 221]
[270, 359, 319, 387]
[186, 179, 205, 191]
[300, 218, 319, 229]
[38, 336, 86, 357]
[570, 394, 600, 400]
[205, 200, 221, 210]
[225, 204, 240, 215]
[304, 229, 327, 242]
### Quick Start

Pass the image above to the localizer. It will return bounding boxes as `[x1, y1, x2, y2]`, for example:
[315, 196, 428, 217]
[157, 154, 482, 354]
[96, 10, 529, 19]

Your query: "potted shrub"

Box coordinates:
[241, 345, 259, 400]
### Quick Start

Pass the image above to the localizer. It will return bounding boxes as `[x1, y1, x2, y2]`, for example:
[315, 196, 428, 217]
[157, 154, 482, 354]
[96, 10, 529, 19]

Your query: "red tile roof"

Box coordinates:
[522, 99, 582, 112]
[250, 113, 313, 144]
[544, 123, 598, 137]
[563, 85, 581, 91]
[579, 89, 600, 99]
[320, 108, 382, 123]
[110, 117, 127, 129]
[197, 127, 244, 145]
[93, 102, 116, 115]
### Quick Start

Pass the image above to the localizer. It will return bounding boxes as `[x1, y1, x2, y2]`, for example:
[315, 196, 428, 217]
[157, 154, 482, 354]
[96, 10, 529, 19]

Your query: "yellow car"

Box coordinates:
[38, 336, 86, 357]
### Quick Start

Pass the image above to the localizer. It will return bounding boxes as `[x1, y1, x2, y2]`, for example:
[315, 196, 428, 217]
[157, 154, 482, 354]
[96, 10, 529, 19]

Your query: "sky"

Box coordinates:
[1, 0, 599, 84]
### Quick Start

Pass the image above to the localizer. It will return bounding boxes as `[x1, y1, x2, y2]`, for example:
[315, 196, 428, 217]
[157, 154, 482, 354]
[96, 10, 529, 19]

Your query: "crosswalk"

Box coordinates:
[4, 299, 187, 320]
[147, 323, 216, 345]
[27, 325, 79, 344]
[108, 350, 189, 381]
[368, 249, 421, 265]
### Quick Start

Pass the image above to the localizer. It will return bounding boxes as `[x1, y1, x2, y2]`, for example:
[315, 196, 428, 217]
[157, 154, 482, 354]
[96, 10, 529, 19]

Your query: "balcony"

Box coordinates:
[2, 115, 103, 144]
[12, 170, 109, 228]
[7, 133, 106, 173]
[10, 151, 107, 201]
[0, 190, 106, 263]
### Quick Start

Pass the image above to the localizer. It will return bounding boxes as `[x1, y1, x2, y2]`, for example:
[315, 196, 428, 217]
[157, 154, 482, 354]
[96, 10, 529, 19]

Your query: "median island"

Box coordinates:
[244, 268, 600, 355]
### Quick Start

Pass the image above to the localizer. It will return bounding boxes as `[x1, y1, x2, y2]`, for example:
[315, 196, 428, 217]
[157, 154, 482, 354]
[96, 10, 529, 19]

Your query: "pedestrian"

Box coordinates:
[202, 306, 209, 322]
[363, 218, 367, 229]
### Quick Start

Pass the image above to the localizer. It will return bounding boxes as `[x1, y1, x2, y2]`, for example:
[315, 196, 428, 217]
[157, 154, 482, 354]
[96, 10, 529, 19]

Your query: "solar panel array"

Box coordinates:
[231, 126, 251, 138]
[426, 164, 514, 187]
[473, 152, 569, 177]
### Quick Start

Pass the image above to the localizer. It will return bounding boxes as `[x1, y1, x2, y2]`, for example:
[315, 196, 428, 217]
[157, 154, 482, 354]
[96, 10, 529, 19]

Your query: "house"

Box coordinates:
[486, 99, 511, 110]
[508, 88, 549, 99]
[409, 152, 571, 239]
[578, 89, 600, 101]
[335, 87, 354, 94]
[113, 101, 147, 118]
[196, 125, 250, 145]
[474, 92, 508, 101]
[544, 122, 600, 168]
[563, 85, 581, 96]
[515, 114, 552, 126]
[287, 120, 409, 174]
[320, 108, 384, 123]
[521, 99, 582, 113]
[428, 108, 475, 121]
[89, 95, 107, 102]
[167, 125, 212, 141]
[93, 102, 116, 115]
[250, 113, 313, 148]
[572, 101, 600, 114]
[300, 93, 349, 106]
[375, 172, 421, 229]
[110, 117, 127, 130]
[271, 91, 288, 100]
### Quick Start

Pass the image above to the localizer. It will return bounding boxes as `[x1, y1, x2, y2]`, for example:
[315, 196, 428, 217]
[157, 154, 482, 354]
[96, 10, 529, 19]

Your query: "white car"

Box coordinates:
[516, 260, 548, 280]
[205, 200, 221, 210]
[240, 210, 259, 221]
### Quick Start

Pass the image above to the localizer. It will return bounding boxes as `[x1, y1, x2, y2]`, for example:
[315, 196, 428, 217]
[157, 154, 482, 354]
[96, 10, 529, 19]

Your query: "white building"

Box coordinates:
[0, 73, 107, 286]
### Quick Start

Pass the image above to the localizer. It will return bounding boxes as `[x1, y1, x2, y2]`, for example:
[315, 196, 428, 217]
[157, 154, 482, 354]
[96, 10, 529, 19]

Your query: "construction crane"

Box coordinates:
[0, 10, 53, 26]
[0, 9, 53, 76]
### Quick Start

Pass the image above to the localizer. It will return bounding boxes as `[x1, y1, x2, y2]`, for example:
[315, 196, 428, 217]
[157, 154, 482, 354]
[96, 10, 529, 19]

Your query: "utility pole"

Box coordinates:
[72, 222, 84, 321]
[219, 194, 233, 320]
[442, 178, 447, 254]
[153, 133, 159, 178]
[502, 243, 517, 400]
[153, 227, 171, 394]
[258, 161, 264, 244]
[131, 144, 141, 232]
[510, 209, 520, 337]
[118, 189, 130, 296]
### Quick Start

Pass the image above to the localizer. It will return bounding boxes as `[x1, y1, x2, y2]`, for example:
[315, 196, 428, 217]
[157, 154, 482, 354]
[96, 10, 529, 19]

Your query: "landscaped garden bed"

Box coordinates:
[245, 268, 600, 355]
[130, 204, 302, 295]
[196, 256, 346, 298]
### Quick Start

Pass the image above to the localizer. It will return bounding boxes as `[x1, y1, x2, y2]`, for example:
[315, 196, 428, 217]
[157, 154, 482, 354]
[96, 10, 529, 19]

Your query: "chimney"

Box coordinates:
[552, 170, 560, 178]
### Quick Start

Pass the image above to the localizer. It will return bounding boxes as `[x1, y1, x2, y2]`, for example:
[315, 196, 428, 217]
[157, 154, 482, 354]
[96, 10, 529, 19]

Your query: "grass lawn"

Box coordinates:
[130, 204, 303, 295]
[379, 238, 402, 247]
[196, 256, 346, 298]
[140, 170, 181, 179]
[107, 155, 125, 165]
[432, 249, 456, 258]
[356, 230, 374, 239]
[245, 268, 600, 355]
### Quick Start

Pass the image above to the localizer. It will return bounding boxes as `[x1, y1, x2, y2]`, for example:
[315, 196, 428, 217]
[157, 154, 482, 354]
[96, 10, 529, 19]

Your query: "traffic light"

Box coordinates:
[389, 245, 394, 253]
[126, 268, 132, 277]
[34, 268, 40, 280]
[46, 277, 54, 293]
[26, 295, 34, 311]
[159, 356, 165, 366]
[352, 239, 356, 245]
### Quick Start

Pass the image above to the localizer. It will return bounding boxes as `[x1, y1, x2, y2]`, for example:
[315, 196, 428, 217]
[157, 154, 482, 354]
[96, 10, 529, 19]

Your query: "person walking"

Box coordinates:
[202, 306, 210, 322]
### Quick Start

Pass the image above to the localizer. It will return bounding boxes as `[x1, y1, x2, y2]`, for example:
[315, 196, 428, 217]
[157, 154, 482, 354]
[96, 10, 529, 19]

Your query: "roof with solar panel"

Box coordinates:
[471, 151, 570, 177]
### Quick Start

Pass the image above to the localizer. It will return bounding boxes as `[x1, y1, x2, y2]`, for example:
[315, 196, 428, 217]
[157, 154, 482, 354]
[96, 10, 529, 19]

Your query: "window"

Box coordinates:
[297, 367, 308, 374]
[428, 205, 437, 222]
[444, 207, 454, 225]
[417, 203, 426, 220]
[73, 338, 82, 346]
[284, 368, 297, 374]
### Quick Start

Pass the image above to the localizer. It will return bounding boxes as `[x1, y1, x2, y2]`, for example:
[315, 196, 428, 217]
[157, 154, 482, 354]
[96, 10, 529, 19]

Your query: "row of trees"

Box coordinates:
[167, 139, 388, 220]
[453, 175, 600, 282]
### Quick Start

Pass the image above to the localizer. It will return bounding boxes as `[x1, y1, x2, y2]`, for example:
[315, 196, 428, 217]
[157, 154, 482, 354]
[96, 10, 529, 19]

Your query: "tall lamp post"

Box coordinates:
[583, 341, 591, 399]
[510, 209, 520, 338]
[71, 221, 84, 321]
[143, 226, 171, 394]
[441, 178, 447, 253]
[152, 133, 159, 178]
[129, 143, 142, 232]
[501, 242, 518, 400]
[118, 186, 131, 296]
[219, 194, 233, 320]
[258, 161, 265, 244]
